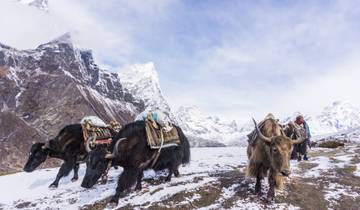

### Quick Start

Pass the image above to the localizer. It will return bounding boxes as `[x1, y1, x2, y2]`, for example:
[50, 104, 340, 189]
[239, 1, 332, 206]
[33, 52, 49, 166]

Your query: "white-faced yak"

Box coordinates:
[81, 120, 190, 205]
[246, 116, 305, 200]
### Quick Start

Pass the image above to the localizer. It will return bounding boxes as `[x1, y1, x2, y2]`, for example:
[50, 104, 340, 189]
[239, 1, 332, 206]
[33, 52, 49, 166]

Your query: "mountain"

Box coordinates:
[118, 62, 175, 121]
[18, 0, 49, 11]
[283, 101, 360, 137]
[175, 106, 247, 147]
[0, 33, 144, 172]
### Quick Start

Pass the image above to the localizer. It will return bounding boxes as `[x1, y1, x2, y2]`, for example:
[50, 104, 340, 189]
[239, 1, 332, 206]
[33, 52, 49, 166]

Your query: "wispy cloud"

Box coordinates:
[1, 0, 360, 123]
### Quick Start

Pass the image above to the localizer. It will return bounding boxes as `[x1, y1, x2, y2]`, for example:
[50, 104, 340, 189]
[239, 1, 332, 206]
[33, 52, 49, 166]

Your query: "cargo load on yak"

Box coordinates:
[80, 116, 121, 151]
[247, 113, 284, 146]
[135, 110, 180, 149]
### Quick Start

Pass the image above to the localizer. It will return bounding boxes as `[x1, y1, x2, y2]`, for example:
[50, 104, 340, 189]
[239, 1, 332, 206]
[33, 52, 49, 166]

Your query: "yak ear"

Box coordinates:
[120, 138, 138, 151]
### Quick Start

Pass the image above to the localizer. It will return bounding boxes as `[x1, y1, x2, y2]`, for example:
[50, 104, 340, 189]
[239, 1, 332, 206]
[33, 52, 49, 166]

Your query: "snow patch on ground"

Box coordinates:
[0, 147, 246, 210]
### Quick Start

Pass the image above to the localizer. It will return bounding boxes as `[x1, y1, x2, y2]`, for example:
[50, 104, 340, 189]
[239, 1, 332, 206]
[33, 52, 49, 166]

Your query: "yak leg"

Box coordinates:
[49, 158, 75, 188]
[166, 161, 181, 182]
[255, 175, 262, 195]
[165, 168, 173, 182]
[135, 170, 144, 191]
[174, 169, 180, 177]
[110, 168, 139, 205]
[71, 163, 80, 182]
[267, 170, 276, 200]
[297, 152, 302, 161]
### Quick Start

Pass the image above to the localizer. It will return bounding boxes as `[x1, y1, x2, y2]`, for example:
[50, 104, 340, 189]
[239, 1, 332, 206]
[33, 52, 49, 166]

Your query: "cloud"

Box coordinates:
[1, 0, 360, 124]
[162, 0, 360, 123]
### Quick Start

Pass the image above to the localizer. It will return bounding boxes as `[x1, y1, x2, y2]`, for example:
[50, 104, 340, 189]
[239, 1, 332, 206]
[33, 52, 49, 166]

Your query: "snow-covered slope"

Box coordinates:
[1, 144, 360, 210]
[118, 62, 175, 120]
[175, 106, 247, 146]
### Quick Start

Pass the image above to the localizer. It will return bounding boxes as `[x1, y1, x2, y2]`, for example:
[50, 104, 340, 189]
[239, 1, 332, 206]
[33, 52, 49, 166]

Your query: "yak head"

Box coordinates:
[23, 142, 49, 172]
[81, 138, 126, 188]
[252, 119, 304, 177]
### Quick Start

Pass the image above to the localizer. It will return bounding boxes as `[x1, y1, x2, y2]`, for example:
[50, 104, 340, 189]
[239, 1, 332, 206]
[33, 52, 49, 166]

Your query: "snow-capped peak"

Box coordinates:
[37, 33, 73, 49]
[118, 62, 173, 119]
[175, 106, 245, 146]
[121, 62, 161, 89]
[18, 0, 49, 11]
[282, 101, 360, 137]
[316, 100, 360, 132]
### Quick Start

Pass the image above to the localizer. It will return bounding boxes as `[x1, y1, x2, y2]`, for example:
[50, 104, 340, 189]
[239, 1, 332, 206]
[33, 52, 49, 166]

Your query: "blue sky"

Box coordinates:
[1, 0, 360, 123]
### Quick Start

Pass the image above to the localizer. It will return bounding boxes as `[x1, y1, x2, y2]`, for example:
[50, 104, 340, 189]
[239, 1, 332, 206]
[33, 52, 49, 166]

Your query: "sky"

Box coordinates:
[1, 0, 360, 123]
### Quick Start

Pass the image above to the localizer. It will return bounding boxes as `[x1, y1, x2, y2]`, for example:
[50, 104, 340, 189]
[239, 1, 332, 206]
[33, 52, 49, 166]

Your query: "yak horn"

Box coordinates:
[105, 138, 126, 159]
[105, 153, 115, 159]
[252, 118, 272, 143]
[291, 135, 305, 145]
[85, 136, 94, 153]
[42, 141, 50, 149]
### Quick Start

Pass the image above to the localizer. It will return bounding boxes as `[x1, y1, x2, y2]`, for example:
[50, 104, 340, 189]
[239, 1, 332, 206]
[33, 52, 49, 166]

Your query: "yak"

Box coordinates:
[23, 123, 117, 188]
[284, 122, 307, 161]
[246, 117, 305, 199]
[81, 120, 191, 205]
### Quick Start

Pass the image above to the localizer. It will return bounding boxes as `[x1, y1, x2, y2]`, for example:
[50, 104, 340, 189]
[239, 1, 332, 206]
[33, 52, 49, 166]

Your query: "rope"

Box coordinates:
[99, 159, 112, 184]
[150, 128, 164, 168]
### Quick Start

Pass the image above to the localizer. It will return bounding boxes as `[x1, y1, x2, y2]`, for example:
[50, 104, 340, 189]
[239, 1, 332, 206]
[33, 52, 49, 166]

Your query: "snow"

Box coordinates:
[284, 101, 360, 138]
[0, 147, 246, 210]
[355, 164, 360, 177]
[80, 116, 107, 127]
[1, 144, 360, 209]
[118, 62, 174, 119]
[1, 102, 9, 112]
[176, 106, 247, 146]
[303, 156, 332, 178]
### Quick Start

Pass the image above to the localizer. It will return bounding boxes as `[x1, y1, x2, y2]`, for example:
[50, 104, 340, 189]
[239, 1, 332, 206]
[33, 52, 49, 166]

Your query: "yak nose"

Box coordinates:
[281, 169, 291, 177]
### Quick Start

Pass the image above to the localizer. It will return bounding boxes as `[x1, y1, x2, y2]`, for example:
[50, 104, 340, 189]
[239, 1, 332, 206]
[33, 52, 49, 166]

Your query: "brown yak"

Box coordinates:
[246, 115, 305, 199]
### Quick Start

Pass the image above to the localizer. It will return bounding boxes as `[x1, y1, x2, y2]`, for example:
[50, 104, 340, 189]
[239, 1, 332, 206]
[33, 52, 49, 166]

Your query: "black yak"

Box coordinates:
[81, 120, 190, 205]
[23, 123, 116, 188]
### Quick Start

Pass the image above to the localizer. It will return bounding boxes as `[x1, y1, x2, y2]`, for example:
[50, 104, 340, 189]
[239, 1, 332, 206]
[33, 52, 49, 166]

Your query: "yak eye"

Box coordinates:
[272, 147, 278, 153]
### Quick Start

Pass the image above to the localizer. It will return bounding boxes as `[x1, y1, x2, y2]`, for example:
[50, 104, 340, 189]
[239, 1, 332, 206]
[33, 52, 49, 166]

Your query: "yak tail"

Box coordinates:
[176, 126, 190, 165]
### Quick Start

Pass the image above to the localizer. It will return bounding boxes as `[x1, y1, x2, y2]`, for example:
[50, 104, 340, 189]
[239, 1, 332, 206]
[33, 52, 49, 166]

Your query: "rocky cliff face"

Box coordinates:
[0, 34, 143, 172]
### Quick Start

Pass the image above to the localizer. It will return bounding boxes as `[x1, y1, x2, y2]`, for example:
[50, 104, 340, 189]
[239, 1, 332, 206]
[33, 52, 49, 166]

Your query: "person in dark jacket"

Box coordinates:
[295, 115, 311, 161]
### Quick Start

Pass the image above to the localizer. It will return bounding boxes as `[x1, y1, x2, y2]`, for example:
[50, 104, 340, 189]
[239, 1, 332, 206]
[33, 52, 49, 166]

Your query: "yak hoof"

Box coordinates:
[135, 185, 142, 191]
[255, 189, 262, 196]
[266, 194, 275, 202]
[265, 197, 275, 203]
[99, 179, 108, 185]
[107, 200, 118, 208]
[49, 183, 58, 188]
[71, 177, 78, 182]
[109, 194, 122, 207]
